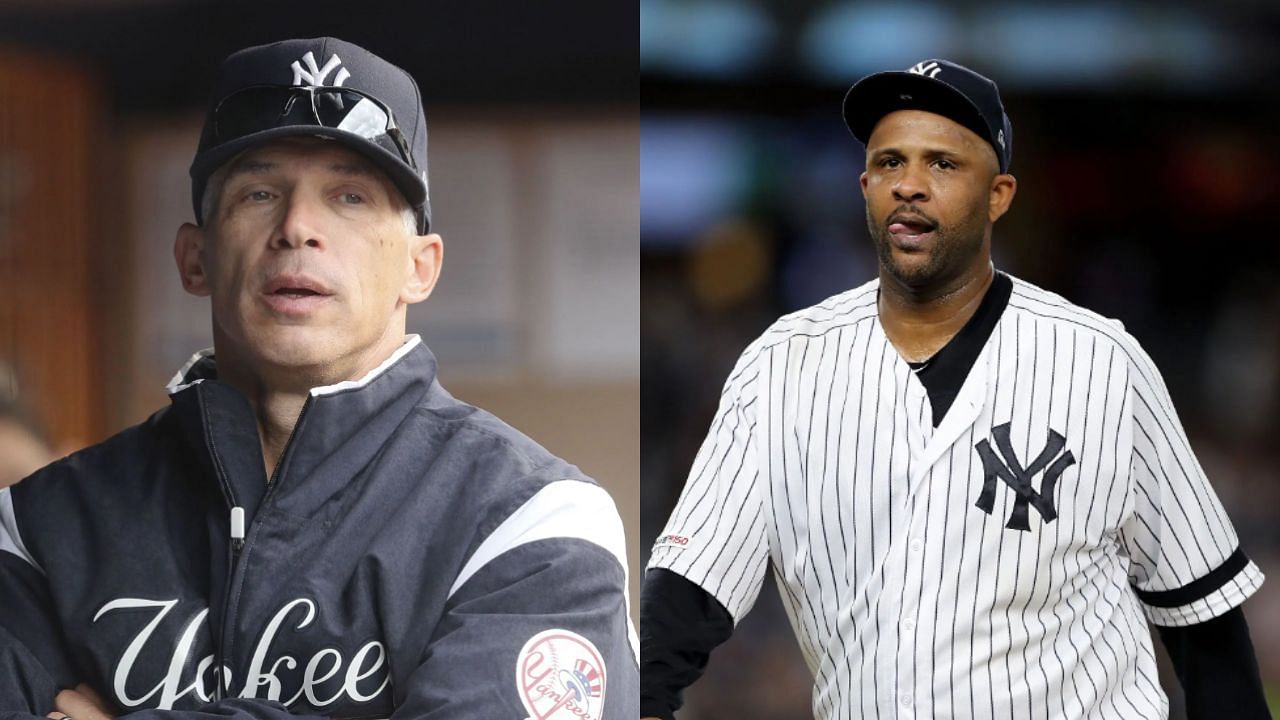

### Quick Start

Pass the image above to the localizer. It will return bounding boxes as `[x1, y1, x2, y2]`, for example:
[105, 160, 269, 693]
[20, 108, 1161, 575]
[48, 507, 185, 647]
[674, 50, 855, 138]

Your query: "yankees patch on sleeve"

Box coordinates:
[649, 273, 1263, 720]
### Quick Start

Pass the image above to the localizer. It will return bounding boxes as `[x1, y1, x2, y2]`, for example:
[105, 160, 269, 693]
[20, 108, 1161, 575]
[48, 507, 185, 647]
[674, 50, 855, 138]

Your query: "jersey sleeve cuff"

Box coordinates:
[1138, 553, 1265, 627]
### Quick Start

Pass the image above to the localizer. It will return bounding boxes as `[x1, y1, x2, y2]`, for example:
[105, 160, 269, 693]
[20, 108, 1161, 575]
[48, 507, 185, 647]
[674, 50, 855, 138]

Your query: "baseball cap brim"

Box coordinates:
[842, 71, 997, 161]
[189, 125, 427, 227]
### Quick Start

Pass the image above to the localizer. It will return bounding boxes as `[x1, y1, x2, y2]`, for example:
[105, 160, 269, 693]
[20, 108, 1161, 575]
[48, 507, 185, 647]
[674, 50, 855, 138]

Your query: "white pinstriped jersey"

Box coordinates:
[648, 274, 1264, 720]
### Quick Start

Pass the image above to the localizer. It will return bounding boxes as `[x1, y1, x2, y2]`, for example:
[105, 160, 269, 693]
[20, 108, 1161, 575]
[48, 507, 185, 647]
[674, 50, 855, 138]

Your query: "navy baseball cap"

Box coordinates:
[842, 59, 1013, 173]
[190, 37, 431, 233]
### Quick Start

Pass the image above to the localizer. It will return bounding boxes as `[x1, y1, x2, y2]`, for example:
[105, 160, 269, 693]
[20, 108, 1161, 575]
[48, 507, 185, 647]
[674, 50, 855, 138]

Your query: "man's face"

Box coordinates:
[177, 138, 441, 382]
[860, 109, 1012, 290]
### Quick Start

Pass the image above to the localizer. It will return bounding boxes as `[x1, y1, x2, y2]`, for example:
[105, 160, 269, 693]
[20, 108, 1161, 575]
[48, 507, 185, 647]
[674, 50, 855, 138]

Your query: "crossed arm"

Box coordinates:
[1, 484, 639, 720]
[2, 543, 638, 720]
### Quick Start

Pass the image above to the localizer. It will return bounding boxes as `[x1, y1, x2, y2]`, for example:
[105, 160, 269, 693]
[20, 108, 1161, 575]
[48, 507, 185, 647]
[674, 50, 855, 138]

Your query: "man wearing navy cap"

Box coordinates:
[641, 59, 1268, 719]
[0, 37, 637, 720]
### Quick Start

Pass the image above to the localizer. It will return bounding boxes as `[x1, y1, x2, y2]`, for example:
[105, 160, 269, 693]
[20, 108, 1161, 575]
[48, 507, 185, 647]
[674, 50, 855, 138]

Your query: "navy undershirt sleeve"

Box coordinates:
[640, 568, 735, 720]
[1156, 606, 1270, 719]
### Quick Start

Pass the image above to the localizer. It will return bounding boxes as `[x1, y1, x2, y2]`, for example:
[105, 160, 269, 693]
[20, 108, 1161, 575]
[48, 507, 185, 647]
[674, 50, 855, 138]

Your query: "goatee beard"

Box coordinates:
[866, 206, 985, 290]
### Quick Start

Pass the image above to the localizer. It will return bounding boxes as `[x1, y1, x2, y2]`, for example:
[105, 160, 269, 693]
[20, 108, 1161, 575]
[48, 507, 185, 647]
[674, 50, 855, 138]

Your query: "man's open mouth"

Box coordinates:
[272, 288, 324, 299]
[887, 213, 938, 237]
[261, 275, 334, 315]
[263, 275, 334, 297]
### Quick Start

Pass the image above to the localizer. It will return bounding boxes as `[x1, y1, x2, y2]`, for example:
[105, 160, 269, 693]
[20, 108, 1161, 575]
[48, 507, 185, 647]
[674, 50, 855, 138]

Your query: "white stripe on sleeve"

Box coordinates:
[447, 479, 636, 659]
[0, 488, 43, 574]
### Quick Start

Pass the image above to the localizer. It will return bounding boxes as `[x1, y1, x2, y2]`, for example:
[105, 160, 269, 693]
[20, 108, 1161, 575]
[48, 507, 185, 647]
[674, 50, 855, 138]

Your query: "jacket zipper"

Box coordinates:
[214, 398, 312, 702]
[216, 511, 245, 700]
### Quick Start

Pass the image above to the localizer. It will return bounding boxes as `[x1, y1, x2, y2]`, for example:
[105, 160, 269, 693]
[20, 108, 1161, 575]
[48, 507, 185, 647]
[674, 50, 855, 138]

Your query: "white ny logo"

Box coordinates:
[290, 51, 350, 87]
[908, 61, 941, 79]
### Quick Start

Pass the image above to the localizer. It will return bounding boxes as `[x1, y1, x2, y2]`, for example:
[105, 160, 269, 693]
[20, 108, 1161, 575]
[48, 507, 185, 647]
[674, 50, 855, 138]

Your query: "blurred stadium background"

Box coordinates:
[641, 0, 1280, 717]
[0, 1, 638, 620]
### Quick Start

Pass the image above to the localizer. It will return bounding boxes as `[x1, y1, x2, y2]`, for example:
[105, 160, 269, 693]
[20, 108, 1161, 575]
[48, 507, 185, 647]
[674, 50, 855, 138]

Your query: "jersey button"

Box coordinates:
[909, 538, 923, 553]
[900, 692, 913, 707]
[902, 618, 915, 633]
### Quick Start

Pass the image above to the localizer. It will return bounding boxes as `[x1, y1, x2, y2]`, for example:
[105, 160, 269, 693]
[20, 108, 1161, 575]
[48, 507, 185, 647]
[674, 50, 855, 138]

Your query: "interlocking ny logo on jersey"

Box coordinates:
[908, 60, 941, 79]
[291, 51, 350, 87]
[974, 423, 1076, 531]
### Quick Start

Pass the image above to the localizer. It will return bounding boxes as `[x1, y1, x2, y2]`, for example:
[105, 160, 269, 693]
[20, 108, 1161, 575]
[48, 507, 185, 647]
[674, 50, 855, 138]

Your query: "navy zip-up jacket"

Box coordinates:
[0, 336, 638, 719]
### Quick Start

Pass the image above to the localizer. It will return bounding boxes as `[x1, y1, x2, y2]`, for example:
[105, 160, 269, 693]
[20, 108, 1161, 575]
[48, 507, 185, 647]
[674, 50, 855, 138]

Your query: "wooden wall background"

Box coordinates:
[0, 49, 101, 448]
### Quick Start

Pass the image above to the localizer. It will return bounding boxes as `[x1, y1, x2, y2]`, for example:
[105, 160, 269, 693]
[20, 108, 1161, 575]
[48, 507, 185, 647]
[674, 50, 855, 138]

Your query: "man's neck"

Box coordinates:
[213, 362, 312, 480]
[213, 330, 409, 480]
[878, 262, 995, 363]
[253, 389, 308, 480]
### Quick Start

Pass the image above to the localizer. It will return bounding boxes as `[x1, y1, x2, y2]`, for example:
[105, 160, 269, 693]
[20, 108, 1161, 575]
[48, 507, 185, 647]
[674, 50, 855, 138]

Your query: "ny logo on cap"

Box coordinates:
[908, 60, 941, 79]
[291, 51, 350, 87]
[974, 423, 1076, 531]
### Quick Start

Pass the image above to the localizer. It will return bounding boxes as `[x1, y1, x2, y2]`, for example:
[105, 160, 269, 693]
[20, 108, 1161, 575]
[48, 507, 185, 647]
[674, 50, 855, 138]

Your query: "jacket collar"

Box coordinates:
[165, 335, 427, 396]
[166, 335, 441, 519]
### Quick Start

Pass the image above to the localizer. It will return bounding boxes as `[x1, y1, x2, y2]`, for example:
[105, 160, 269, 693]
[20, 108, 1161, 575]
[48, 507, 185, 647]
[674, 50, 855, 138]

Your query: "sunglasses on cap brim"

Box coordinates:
[212, 84, 415, 170]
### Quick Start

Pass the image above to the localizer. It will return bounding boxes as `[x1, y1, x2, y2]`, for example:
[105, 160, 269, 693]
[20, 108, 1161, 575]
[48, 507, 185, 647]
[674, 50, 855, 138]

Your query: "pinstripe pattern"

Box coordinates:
[649, 274, 1263, 719]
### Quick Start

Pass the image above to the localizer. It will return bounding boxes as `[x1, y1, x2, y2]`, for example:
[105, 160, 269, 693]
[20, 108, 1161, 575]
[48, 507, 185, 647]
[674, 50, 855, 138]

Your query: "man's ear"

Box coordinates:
[401, 233, 443, 305]
[988, 173, 1017, 224]
[175, 223, 211, 297]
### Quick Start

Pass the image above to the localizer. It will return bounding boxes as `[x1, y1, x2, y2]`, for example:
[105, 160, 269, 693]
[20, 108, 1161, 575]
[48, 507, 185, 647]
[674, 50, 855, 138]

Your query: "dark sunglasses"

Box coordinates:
[212, 84, 415, 170]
